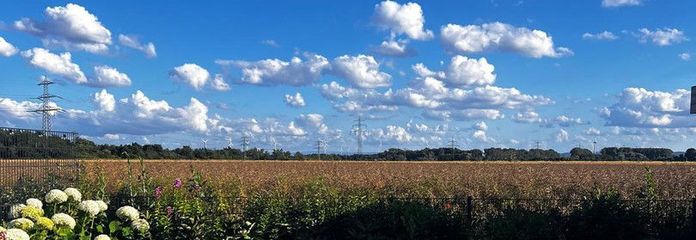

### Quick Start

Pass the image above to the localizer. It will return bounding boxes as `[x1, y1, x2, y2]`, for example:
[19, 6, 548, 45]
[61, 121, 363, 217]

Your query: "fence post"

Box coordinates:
[466, 196, 473, 222]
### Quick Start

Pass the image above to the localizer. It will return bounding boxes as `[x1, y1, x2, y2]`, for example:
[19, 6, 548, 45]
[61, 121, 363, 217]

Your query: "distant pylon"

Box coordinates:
[241, 136, 250, 160]
[448, 137, 458, 155]
[352, 117, 366, 154]
[316, 139, 325, 160]
[30, 76, 62, 136]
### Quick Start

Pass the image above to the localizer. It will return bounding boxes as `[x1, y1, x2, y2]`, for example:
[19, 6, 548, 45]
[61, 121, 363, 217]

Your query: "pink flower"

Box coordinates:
[154, 186, 163, 199]
[166, 206, 174, 218]
[173, 178, 183, 188]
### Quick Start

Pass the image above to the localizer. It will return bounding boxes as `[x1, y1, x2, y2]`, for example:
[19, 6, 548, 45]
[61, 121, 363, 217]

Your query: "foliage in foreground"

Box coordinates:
[2, 162, 696, 239]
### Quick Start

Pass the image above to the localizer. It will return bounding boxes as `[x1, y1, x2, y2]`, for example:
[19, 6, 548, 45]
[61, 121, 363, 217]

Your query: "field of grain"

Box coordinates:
[78, 160, 696, 199]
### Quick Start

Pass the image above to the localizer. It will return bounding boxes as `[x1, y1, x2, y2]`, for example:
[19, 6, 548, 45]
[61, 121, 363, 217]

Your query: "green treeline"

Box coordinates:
[1, 130, 695, 161]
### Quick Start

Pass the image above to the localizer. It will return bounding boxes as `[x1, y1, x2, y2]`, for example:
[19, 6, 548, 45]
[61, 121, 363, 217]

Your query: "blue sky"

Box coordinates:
[0, 0, 695, 153]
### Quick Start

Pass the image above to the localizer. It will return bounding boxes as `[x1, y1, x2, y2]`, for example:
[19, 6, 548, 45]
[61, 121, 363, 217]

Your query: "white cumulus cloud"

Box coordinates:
[446, 55, 496, 86]
[440, 22, 572, 58]
[14, 3, 112, 54]
[0, 37, 18, 57]
[372, 1, 433, 41]
[331, 54, 391, 89]
[210, 74, 230, 91]
[284, 92, 306, 107]
[636, 28, 687, 46]
[216, 53, 330, 86]
[89, 65, 131, 87]
[373, 39, 415, 57]
[582, 31, 618, 41]
[679, 52, 691, 61]
[600, 87, 694, 128]
[21, 48, 87, 84]
[170, 63, 210, 90]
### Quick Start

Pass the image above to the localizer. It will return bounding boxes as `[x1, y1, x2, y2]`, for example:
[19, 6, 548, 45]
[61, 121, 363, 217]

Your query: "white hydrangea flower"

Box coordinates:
[5, 228, 30, 240]
[95, 200, 108, 212]
[0, 226, 5, 232]
[131, 219, 150, 233]
[45, 189, 68, 204]
[51, 213, 76, 230]
[94, 234, 111, 240]
[64, 188, 82, 202]
[25, 198, 43, 209]
[78, 200, 101, 217]
[116, 206, 140, 221]
[8, 218, 34, 231]
[8, 204, 26, 219]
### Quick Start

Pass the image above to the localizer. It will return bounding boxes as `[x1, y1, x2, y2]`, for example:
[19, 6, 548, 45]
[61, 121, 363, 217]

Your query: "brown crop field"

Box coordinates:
[76, 160, 696, 199]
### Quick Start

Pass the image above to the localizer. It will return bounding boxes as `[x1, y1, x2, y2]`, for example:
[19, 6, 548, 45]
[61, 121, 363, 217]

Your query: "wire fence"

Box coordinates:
[0, 127, 81, 188]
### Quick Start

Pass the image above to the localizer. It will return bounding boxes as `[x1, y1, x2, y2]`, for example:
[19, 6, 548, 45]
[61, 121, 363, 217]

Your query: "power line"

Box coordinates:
[352, 117, 366, 155]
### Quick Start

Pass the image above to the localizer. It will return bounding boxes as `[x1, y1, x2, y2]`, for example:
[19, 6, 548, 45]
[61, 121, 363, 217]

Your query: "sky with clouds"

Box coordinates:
[0, 0, 695, 153]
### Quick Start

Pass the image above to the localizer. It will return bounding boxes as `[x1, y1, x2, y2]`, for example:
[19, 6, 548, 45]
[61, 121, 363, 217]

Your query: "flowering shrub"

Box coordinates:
[1, 188, 150, 240]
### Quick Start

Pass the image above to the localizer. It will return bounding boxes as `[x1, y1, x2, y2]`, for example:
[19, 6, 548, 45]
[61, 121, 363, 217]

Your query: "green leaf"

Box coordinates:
[109, 220, 120, 234]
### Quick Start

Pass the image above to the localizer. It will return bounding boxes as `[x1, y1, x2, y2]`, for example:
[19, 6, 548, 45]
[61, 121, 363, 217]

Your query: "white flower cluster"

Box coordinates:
[78, 200, 103, 217]
[94, 234, 111, 240]
[2, 187, 148, 239]
[51, 213, 76, 230]
[2, 228, 31, 240]
[25, 198, 43, 209]
[131, 219, 150, 233]
[64, 188, 82, 202]
[45, 189, 68, 204]
[116, 206, 140, 221]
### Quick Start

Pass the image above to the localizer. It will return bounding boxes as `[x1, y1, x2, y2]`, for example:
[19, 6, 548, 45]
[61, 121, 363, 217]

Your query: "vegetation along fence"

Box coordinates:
[0, 127, 81, 188]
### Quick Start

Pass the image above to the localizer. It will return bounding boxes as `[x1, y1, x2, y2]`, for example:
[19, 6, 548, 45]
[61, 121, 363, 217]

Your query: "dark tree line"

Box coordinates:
[1, 130, 695, 161]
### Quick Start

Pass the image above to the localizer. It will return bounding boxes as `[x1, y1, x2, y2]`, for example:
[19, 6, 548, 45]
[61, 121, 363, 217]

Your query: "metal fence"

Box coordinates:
[0, 127, 81, 188]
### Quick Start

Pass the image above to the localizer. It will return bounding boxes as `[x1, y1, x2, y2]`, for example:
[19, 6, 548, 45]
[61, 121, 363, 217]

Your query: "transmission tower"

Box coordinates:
[592, 139, 597, 154]
[448, 137, 458, 155]
[30, 77, 62, 136]
[352, 117, 366, 154]
[241, 136, 250, 160]
[201, 138, 208, 149]
[316, 139, 325, 160]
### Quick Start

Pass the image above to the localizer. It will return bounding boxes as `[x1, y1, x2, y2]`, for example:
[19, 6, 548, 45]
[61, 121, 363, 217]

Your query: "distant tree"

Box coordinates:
[685, 148, 696, 161]
[570, 148, 595, 160]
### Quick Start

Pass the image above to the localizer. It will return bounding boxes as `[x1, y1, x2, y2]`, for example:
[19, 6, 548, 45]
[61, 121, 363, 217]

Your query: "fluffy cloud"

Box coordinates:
[636, 28, 687, 46]
[14, 3, 112, 53]
[555, 129, 569, 142]
[92, 89, 115, 112]
[118, 34, 156, 58]
[216, 53, 330, 86]
[373, 39, 415, 57]
[0, 98, 41, 121]
[602, 0, 642, 7]
[320, 58, 551, 119]
[89, 65, 131, 87]
[331, 55, 391, 89]
[446, 55, 496, 86]
[544, 115, 589, 128]
[440, 22, 572, 58]
[600, 87, 693, 128]
[679, 52, 691, 61]
[372, 1, 433, 41]
[170, 63, 210, 90]
[284, 92, 306, 107]
[21, 48, 87, 83]
[0, 37, 18, 57]
[582, 31, 618, 41]
[295, 114, 329, 134]
[472, 121, 494, 143]
[512, 111, 542, 123]
[210, 74, 231, 91]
